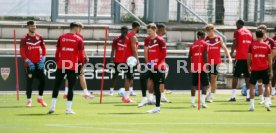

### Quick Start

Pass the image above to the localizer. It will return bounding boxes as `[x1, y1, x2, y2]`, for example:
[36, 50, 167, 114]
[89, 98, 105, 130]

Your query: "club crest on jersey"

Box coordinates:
[154, 39, 157, 44]
[215, 38, 218, 42]
[1, 67, 10, 80]
[36, 36, 40, 41]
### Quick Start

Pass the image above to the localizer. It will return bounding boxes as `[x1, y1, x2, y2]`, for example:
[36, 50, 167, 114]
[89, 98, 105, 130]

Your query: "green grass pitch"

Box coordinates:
[1, 93, 276, 133]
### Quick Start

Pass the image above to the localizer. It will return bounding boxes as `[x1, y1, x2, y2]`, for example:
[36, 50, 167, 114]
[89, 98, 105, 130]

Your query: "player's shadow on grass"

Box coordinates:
[16, 113, 60, 116]
[0, 106, 31, 109]
[214, 110, 249, 112]
[98, 112, 146, 115]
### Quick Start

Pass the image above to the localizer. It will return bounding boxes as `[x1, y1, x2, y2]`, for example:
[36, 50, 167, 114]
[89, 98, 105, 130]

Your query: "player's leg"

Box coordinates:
[48, 69, 65, 114]
[37, 68, 47, 107]
[271, 61, 276, 95]
[109, 63, 119, 96]
[64, 79, 69, 99]
[201, 72, 209, 108]
[249, 71, 257, 111]
[138, 70, 150, 107]
[191, 73, 198, 108]
[147, 78, 155, 104]
[207, 74, 217, 103]
[261, 69, 271, 111]
[78, 65, 93, 99]
[147, 71, 164, 113]
[242, 60, 251, 101]
[257, 80, 264, 104]
[122, 65, 134, 102]
[229, 60, 243, 101]
[66, 70, 77, 114]
[25, 68, 34, 107]
[160, 69, 170, 103]
[130, 80, 136, 96]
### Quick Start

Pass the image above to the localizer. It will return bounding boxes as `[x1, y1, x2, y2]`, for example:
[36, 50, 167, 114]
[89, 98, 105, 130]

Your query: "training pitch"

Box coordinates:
[0, 92, 276, 133]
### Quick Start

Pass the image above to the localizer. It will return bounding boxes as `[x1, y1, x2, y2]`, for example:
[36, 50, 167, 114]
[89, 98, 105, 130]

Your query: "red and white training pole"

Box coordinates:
[13, 29, 20, 100]
[100, 27, 109, 104]
[197, 43, 202, 111]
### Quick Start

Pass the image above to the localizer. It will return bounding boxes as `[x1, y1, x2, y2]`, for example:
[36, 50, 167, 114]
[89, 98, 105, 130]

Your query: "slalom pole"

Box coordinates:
[100, 27, 109, 104]
[198, 42, 202, 111]
[14, 29, 20, 100]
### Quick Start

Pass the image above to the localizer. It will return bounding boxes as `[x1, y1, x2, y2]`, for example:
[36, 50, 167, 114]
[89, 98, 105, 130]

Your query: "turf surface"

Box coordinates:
[0, 93, 276, 133]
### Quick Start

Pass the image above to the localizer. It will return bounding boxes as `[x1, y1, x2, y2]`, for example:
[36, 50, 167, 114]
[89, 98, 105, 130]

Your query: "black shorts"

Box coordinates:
[249, 69, 270, 85]
[192, 72, 209, 87]
[142, 70, 166, 84]
[233, 60, 250, 78]
[112, 63, 134, 80]
[208, 64, 219, 75]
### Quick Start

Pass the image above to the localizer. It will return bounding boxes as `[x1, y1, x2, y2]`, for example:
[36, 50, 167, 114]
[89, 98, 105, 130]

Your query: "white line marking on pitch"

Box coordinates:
[45, 124, 167, 133]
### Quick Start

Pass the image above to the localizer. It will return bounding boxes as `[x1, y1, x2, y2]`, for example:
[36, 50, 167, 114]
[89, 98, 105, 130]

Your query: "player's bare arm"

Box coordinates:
[268, 53, 273, 79]
[221, 39, 232, 63]
[130, 36, 139, 63]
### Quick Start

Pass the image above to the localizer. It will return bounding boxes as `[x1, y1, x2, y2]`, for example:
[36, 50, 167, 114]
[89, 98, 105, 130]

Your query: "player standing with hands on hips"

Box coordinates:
[20, 20, 47, 107]
[48, 22, 85, 114]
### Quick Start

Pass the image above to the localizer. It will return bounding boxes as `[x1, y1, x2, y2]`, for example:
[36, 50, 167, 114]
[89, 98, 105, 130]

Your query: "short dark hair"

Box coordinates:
[132, 21, 140, 28]
[157, 23, 166, 29]
[255, 29, 264, 38]
[121, 26, 129, 32]
[236, 20, 244, 26]
[70, 22, 79, 29]
[27, 20, 35, 26]
[197, 31, 205, 38]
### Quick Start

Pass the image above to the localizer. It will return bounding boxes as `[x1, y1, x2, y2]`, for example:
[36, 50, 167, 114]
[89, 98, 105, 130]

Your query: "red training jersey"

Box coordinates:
[76, 33, 85, 63]
[112, 36, 127, 63]
[233, 27, 253, 60]
[205, 36, 222, 65]
[273, 35, 276, 43]
[144, 36, 167, 70]
[55, 33, 84, 71]
[189, 40, 208, 72]
[20, 33, 46, 67]
[125, 31, 139, 62]
[249, 40, 271, 71]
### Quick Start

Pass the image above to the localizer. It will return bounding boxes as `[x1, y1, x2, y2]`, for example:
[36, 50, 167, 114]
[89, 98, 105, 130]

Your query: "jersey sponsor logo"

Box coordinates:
[149, 49, 157, 52]
[62, 38, 76, 42]
[28, 46, 40, 50]
[242, 40, 252, 44]
[254, 54, 265, 58]
[194, 53, 203, 56]
[253, 46, 267, 49]
[62, 47, 74, 52]
[208, 46, 219, 50]
[1, 67, 10, 80]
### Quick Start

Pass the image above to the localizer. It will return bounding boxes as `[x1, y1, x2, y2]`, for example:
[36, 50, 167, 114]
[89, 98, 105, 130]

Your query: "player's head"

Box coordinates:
[77, 22, 84, 33]
[255, 29, 264, 39]
[120, 26, 129, 39]
[70, 22, 79, 33]
[257, 25, 267, 33]
[147, 23, 157, 37]
[27, 20, 36, 33]
[132, 21, 141, 33]
[236, 19, 244, 29]
[197, 31, 205, 40]
[205, 24, 215, 37]
[156, 23, 166, 36]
